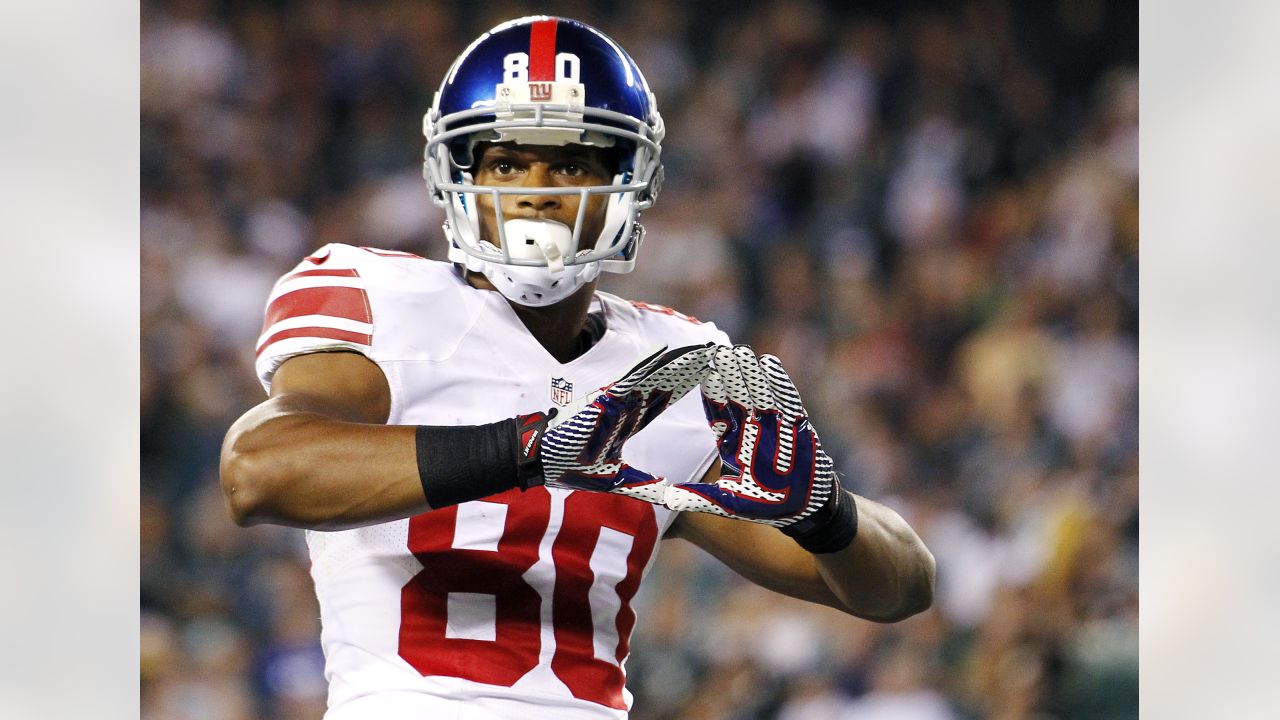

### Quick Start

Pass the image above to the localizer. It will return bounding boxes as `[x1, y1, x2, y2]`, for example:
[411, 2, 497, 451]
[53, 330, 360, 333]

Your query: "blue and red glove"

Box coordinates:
[539, 343, 715, 504]
[663, 345, 857, 552]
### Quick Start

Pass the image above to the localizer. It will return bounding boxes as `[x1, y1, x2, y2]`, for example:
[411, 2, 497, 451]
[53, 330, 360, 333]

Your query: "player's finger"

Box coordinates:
[609, 465, 668, 505]
[662, 483, 734, 518]
[625, 344, 714, 435]
[607, 344, 667, 397]
[627, 344, 715, 434]
[640, 343, 715, 397]
[698, 361, 728, 431]
[704, 346, 752, 431]
[733, 344, 776, 411]
[759, 354, 805, 420]
[712, 345, 753, 408]
[664, 482, 786, 526]
[701, 363, 728, 404]
[612, 484, 668, 505]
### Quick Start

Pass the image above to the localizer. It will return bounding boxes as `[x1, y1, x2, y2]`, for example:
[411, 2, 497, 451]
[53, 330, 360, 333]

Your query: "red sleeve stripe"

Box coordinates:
[257, 314, 373, 350]
[282, 268, 359, 281]
[267, 275, 365, 305]
[262, 285, 372, 334]
[255, 327, 373, 358]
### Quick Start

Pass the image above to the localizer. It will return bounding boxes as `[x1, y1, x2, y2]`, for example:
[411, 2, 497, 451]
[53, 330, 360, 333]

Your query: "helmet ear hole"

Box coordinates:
[449, 144, 470, 168]
[604, 145, 632, 175]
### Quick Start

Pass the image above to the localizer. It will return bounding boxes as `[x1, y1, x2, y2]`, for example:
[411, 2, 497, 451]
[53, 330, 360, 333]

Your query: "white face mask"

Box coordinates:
[474, 219, 602, 307]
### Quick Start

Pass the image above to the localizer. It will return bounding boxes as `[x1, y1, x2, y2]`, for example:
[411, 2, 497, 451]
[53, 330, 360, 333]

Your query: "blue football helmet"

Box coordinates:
[423, 16, 665, 306]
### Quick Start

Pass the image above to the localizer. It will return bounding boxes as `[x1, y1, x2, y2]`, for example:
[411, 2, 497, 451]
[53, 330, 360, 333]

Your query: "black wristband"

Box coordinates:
[781, 487, 858, 554]
[414, 412, 550, 509]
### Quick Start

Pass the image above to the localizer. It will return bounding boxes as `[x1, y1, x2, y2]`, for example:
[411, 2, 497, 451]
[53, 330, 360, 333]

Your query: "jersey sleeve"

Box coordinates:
[254, 245, 375, 391]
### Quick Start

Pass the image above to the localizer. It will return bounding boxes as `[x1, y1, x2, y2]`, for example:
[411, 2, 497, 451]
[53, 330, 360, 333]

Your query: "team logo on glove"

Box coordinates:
[662, 345, 838, 527]
[539, 343, 715, 503]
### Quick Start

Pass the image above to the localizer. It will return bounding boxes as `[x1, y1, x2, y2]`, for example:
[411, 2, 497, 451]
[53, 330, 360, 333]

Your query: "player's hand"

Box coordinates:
[539, 343, 715, 503]
[662, 345, 839, 527]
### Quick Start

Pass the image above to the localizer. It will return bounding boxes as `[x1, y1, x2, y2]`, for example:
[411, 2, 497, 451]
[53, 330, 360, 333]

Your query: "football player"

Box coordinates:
[220, 16, 934, 720]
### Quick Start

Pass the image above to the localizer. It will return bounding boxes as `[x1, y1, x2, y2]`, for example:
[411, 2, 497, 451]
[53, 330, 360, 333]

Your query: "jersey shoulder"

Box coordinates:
[598, 292, 731, 347]
[254, 244, 481, 390]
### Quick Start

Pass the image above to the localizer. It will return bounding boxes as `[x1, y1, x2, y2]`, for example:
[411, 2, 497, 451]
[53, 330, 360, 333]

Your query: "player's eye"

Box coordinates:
[555, 161, 604, 181]
[491, 160, 518, 175]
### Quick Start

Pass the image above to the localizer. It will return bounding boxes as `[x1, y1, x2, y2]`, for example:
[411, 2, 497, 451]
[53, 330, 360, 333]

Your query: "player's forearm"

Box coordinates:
[220, 401, 425, 530]
[814, 495, 935, 622]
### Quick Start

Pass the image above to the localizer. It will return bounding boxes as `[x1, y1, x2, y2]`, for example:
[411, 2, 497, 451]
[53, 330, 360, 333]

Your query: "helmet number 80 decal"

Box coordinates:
[503, 52, 581, 83]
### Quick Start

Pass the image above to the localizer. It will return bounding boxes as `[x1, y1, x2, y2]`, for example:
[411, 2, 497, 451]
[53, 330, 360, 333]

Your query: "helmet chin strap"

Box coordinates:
[477, 219, 601, 307]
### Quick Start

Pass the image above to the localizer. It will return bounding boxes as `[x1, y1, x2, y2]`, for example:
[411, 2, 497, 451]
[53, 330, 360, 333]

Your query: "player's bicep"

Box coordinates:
[665, 504, 846, 611]
[268, 350, 391, 424]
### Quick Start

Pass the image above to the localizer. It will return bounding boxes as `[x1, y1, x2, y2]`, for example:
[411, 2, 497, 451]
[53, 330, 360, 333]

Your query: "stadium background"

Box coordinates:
[140, 0, 1138, 717]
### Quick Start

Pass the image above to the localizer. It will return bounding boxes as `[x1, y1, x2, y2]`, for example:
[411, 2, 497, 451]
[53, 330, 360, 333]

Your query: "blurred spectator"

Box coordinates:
[141, 1, 1137, 717]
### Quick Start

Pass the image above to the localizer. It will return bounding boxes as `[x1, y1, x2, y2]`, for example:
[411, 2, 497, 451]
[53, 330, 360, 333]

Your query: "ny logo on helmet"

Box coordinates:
[530, 82, 553, 102]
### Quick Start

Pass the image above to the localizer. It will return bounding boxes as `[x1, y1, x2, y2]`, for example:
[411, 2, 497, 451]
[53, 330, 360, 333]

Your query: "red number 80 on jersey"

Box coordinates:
[399, 487, 659, 710]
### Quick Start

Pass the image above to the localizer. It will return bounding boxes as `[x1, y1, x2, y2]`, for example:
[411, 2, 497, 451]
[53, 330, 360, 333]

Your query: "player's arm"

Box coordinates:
[221, 344, 716, 530]
[219, 351, 425, 530]
[659, 345, 934, 622]
[666, 462, 935, 622]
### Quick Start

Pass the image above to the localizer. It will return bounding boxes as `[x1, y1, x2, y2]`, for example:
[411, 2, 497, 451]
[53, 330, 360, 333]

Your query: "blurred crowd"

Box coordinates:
[140, 0, 1138, 718]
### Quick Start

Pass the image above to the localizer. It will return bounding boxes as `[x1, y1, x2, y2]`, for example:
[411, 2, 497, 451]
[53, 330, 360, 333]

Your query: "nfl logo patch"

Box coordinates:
[550, 377, 574, 407]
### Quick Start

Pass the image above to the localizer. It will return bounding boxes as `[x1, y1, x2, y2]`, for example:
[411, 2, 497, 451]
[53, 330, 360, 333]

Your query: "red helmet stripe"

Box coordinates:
[528, 18, 558, 81]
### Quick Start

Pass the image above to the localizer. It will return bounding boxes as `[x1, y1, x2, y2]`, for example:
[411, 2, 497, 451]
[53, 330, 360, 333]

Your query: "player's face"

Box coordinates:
[472, 142, 612, 250]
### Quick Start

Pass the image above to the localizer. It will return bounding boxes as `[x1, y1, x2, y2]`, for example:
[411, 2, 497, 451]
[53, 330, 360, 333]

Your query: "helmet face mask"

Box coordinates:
[423, 16, 665, 306]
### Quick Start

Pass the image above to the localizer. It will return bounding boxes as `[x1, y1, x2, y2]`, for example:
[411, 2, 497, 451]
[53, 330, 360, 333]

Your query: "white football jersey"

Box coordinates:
[255, 243, 730, 719]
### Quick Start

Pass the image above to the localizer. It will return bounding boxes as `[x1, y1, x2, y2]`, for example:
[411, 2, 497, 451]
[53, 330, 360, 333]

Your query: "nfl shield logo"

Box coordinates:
[550, 377, 574, 407]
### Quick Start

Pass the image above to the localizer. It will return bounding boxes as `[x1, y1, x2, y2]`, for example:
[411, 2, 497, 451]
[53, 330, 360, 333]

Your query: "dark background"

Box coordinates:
[141, 1, 1138, 717]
